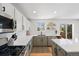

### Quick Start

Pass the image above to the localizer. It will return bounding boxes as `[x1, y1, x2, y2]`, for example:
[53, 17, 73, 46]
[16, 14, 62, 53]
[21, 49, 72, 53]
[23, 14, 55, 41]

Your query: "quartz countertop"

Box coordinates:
[13, 34, 57, 46]
[52, 39, 79, 53]
[13, 35, 33, 46]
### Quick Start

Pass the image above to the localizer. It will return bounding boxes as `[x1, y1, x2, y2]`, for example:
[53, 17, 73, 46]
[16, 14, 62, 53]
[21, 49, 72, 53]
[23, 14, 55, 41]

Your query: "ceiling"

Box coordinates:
[12, 3, 79, 20]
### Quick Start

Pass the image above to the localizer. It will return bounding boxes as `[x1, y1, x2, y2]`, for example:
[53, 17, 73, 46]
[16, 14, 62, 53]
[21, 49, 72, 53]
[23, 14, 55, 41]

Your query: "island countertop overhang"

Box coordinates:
[51, 39, 79, 53]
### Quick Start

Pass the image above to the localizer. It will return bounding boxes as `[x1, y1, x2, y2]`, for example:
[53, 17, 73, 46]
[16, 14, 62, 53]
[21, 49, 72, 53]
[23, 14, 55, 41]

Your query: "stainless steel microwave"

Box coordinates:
[0, 15, 16, 33]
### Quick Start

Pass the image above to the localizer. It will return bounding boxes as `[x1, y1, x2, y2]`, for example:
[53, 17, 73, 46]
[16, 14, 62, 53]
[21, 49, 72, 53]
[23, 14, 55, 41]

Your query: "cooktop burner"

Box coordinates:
[0, 43, 25, 56]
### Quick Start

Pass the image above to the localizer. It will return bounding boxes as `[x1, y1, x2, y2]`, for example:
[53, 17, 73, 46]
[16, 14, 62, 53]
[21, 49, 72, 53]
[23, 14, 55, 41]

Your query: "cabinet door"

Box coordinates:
[2, 3, 14, 18]
[29, 40, 32, 53]
[24, 45, 29, 56]
[33, 36, 37, 47]
[47, 36, 52, 46]
[57, 47, 66, 56]
[15, 9, 22, 31]
[36, 36, 42, 46]
[52, 42, 57, 56]
[47, 36, 56, 46]
[23, 16, 30, 31]
[42, 36, 47, 46]
[33, 36, 42, 47]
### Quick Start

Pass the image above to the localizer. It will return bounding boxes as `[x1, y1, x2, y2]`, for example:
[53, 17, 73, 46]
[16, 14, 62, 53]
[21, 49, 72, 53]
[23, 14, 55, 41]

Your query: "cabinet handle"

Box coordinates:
[58, 48, 61, 51]
[2, 6, 5, 12]
[54, 48, 57, 56]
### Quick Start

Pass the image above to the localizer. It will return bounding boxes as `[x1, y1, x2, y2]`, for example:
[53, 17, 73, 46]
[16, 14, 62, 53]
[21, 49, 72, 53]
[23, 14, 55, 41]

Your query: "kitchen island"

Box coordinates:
[52, 39, 79, 56]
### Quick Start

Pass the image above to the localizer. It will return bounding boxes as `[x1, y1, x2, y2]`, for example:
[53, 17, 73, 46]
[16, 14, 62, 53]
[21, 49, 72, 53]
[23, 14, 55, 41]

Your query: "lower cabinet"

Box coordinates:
[32, 36, 37, 46]
[43, 36, 48, 46]
[32, 36, 48, 47]
[20, 40, 32, 56]
[47, 36, 56, 47]
[57, 47, 66, 56]
[20, 46, 28, 56]
[52, 42, 57, 56]
[33, 36, 56, 47]
[52, 42, 66, 56]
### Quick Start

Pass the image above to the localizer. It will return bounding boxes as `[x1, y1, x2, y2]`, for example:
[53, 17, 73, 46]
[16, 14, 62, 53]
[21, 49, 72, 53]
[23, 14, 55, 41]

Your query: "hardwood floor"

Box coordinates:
[30, 47, 52, 56]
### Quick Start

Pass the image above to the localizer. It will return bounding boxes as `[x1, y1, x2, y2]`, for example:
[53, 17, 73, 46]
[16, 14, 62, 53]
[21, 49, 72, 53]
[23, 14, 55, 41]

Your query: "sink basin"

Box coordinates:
[38, 35, 46, 36]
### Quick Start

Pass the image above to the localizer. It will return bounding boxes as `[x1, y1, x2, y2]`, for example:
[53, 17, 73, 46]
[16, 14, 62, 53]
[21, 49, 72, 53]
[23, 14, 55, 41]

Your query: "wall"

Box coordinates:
[53, 20, 79, 39]
[74, 21, 79, 39]
[31, 19, 79, 39]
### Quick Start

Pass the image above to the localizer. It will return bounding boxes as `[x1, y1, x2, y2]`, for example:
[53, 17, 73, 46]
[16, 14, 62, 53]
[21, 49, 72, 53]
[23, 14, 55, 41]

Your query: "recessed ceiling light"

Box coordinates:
[33, 11, 37, 14]
[54, 11, 57, 14]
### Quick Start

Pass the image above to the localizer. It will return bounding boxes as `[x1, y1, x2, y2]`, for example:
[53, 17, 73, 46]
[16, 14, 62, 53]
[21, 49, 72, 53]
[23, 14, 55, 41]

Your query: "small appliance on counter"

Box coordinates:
[26, 30, 30, 35]
[8, 33, 17, 46]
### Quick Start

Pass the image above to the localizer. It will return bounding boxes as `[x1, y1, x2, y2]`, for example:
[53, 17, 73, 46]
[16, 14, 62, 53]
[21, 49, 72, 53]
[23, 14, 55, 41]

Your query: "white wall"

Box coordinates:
[74, 21, 79, 39]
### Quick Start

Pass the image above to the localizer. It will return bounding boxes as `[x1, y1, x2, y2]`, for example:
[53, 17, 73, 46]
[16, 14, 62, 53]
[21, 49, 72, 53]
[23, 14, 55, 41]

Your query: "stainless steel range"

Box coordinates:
[0, 37, 25, 56]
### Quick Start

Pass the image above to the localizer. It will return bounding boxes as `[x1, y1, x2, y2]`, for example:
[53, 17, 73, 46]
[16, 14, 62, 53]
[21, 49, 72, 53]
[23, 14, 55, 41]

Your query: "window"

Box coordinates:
[36, 21, 45, 31]
[60, 24, 72, 39]
[67, 24, 72, 39]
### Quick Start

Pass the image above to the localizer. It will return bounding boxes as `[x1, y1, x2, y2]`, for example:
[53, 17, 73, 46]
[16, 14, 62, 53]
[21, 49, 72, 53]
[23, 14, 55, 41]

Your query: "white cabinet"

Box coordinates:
[1, 3, 14, 18]
[25, 19, 30, 31]
[0, 4, 2, 12]
[23, 16, 31, 31]
[15, 9, 22, 31]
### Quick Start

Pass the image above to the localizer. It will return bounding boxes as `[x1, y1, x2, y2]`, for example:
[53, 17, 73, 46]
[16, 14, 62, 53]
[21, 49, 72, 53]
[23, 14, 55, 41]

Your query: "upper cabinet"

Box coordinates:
[1, 3, 14, 19]
[22, 16, 26, 30]
[15, 8, 22, 31]
[0, 4, 2, 12]
[23, 16, 31, 31]
[0, 3, 31, 32]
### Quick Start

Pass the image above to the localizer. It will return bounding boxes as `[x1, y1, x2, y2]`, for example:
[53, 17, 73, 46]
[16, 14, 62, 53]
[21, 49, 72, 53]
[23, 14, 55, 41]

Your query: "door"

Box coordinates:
[60, 24, 72, 39]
